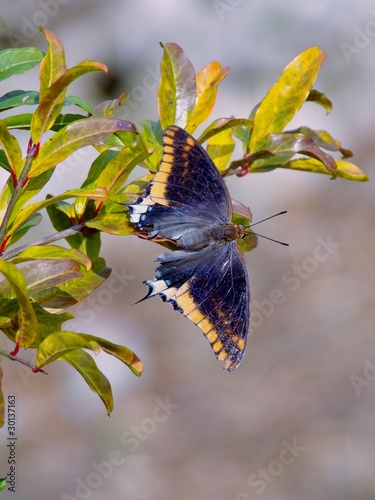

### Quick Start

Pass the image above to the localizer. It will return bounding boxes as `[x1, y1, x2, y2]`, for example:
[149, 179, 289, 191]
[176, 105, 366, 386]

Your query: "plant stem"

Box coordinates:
[0, 143, 37, 248]
[0, 348, 47, 374]
[1, 223, 85, 261]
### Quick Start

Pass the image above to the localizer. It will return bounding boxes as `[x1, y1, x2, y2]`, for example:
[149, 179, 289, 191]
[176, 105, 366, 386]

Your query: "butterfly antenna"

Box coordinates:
[251, 231, 289, 246]
[248, 210, 289, 246]
[251, 210, 288, 227]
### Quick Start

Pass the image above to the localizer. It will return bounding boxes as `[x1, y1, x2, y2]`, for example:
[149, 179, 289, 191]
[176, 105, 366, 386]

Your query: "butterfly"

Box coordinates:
[128, 125, 251, 371]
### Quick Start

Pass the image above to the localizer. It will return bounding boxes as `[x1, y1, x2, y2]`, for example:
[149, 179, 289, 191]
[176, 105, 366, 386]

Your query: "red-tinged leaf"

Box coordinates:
[31, 61, 108, 142]
[0, 120, 23, 178]
[39, 28, 67, 95]
[62, 349, 113, 415]
[11, 245, 91, 270]
[22, 260, 82, 298]
[186, 62, 229, 133]
[279, 158, 368, 181]
[29, 117, 136, 177]
[232, 199, 252, 221]
[253, 132, 337, 176]
[0, 258, 37, 347]
[288, 126, 352, 158]
[158, 42, 196, 129]
[206, 127, 235, 172]
[31, 257, 111, 312]
[198, 117, 253, 143]
[0, 366, 4, 427]
[250, 47, 326, 151]
[92, 93, 128, 118]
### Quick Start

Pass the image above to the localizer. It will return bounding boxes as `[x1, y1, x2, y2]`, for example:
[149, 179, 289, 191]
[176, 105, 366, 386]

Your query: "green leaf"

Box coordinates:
[62, 349, 113, 414]
[7, 213, 42, 247]
[36, 331, 144, 376]
[122, 174, 154, 195]
[186, 62, 229, 133]
[206, 127, 235, 172]
[0, 90, 39, 111]
[158, 42, 196, 129]
[46, 200, 102, 259]
[279, 158, 369, 181]
[3, 112, 86, 131]
[250, 47, 326, 151]
[36, 331, 101, 368]
[64, 95, 92, 114]
[29, 117, 136, 177]
[140, 120, 163, 172]
[93, 144, 151, 194]
[0, 258, 37, 347]
[253, 132, 337, 176]
[0, 120, 23, 177]
[85, 202, 133, 235]
[307, 89, 332, 114]
[0, 478, 7, 491]
[198, 117, 253, 144]
[0, 47, 44, 81]
[238, 232, 258, 253]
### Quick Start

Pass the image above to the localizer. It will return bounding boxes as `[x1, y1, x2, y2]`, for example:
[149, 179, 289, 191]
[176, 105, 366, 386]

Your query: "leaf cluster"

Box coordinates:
[0, 31, 367, 423]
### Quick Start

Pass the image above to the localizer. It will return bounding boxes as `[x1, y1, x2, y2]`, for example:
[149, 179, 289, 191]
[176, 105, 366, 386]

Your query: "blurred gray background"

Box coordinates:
[0, 1, 374, 499]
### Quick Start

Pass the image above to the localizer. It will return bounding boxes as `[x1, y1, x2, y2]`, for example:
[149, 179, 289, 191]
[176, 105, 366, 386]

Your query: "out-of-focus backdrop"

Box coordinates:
[0, 1, 374, 499]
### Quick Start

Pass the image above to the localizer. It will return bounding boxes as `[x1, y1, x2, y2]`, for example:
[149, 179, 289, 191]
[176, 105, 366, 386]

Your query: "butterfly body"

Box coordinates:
[128, 125, 251, 371]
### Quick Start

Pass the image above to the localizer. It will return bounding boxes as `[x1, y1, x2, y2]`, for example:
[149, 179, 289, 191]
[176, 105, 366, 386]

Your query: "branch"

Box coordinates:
[0, 142, 37, 247]
[0, 348, 47, 374]
[1, 223, 86, 261]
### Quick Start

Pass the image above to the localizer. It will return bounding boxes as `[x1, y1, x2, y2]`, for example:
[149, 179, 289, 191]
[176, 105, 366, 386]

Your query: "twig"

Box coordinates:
[0, 348, 47, 374]
[0, 143, 37, 247]
[1, 223, 86, 261]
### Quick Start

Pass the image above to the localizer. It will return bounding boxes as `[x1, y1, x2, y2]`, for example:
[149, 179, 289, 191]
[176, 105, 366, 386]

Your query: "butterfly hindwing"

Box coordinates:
[144, 243, 250, 371]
